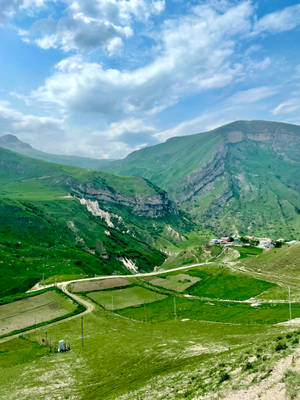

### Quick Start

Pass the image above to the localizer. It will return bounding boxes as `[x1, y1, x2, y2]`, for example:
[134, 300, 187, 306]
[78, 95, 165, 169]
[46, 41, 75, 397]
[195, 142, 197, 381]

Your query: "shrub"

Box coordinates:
[244, 362, 253, 370]
[219, 372, 230, 383]
[275, 341, 287, 351]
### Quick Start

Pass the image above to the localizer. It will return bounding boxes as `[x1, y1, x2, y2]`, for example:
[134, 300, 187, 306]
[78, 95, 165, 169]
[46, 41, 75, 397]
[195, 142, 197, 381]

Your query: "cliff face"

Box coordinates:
[100, 120, 300, 238]
[69, 180, 178, 218]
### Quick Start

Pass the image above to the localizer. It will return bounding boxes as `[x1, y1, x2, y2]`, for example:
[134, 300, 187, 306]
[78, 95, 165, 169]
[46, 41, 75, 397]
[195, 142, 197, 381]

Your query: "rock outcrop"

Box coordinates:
[69, 180, 178, 219]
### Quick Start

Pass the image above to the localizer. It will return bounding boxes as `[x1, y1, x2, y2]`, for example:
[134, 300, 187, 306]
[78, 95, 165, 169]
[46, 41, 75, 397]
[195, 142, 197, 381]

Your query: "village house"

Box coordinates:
[258, 238, 274, 250]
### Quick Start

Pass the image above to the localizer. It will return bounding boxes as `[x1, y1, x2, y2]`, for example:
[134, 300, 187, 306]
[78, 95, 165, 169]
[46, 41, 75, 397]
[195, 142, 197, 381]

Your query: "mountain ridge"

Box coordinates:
[0, 148, 192, 296]
[100, 120, 300, 238]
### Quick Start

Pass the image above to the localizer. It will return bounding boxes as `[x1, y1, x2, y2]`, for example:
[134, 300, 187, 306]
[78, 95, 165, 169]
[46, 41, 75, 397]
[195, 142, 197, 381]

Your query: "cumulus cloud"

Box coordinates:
[21, 0, 165, 53]
[0, 0, 46, 24]
[32, 2, 253, 116]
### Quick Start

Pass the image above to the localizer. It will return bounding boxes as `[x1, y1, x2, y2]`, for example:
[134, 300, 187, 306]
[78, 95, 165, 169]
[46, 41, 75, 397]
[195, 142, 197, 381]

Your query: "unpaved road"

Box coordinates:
[29, 261, 213, 293]
[0, 262, 211, 343]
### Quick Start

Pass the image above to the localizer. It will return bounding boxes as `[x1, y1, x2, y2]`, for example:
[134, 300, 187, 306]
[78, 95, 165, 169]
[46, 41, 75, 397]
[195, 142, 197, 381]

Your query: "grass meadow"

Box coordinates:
[88, 286, 166, 310]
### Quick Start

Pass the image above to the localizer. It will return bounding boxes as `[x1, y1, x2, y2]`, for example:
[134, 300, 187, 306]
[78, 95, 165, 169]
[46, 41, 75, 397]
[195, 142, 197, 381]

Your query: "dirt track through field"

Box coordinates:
[2, 259, 299, 344]
[0, 261, 211, 343]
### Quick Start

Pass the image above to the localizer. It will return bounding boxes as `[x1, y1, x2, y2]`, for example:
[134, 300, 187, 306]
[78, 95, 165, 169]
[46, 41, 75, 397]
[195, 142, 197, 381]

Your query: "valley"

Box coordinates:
[1, 242, 300, 399]
[0, 120, 300, 399]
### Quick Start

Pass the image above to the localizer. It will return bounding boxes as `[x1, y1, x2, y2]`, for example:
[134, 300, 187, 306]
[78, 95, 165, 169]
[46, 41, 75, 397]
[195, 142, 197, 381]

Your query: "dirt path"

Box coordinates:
[29, 261, 214, 293]
[0, 262, 211, 344]
[222, 347, 300, 400]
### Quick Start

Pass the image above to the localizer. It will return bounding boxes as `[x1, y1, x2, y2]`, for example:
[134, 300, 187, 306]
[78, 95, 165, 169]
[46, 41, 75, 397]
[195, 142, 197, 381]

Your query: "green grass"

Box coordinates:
[244, 242, 300, 278]
[232, 246, 263, 259]
[0, 147, 196, 298]
[117, 296, 300, 324]
[0, 197, 168, 297]
[0, 304, 288, 400]
[186, 265, 274, 300]
[283, 370, 300, 399]
[149, 273, 200, 292]
[87, 286, 167, 310]
[0, 180, 68, 200]
[256, 285, 300, 301]
[0, 337, 49, 369]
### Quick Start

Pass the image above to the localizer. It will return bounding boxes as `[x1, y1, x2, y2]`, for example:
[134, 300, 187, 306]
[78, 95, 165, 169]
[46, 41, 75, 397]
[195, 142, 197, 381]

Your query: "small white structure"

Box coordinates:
[258, 238, 274, 250]
[58, 339, 66, 352]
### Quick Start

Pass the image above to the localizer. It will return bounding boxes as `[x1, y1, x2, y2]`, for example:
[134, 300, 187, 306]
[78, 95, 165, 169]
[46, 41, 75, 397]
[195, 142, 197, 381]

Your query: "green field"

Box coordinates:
[256, 285, 300, 301]
[0, 290, 77, 337]
[0, 304, 292, 400]
[87, 286, 167, 310]
[233, 246, 263, 258]
[185, 265, 274, 300]
[149, 273, 200, 292]
[1, 244, 300, 399]
[117, 296, 300, 325]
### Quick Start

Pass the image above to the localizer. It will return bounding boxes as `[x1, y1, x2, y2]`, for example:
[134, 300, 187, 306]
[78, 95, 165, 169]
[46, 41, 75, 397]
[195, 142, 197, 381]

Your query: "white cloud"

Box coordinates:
[98, 118, 155, 139]
[0, 0, 46, 24]
[0, 101, 67, 153]
[154, 111, 233, 142]
[32, 2, 254, 117]
[22, 0, 165, 52]
[228, 85, 279, 104]
[254, 4, 300, 35]
[272, 99, 300, 116]
[106, 37, 123, 56]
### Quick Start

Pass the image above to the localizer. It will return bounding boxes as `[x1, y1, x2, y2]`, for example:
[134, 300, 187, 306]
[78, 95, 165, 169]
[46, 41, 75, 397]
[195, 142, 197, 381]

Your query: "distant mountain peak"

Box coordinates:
[0, 134, 33, 150]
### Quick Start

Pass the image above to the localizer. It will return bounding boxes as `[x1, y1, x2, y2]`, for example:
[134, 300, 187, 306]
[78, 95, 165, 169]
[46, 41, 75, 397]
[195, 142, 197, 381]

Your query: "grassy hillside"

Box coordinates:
[101, 120, 300, 238]
[0, 148, 192, 298]
[1, 247, 300, 399]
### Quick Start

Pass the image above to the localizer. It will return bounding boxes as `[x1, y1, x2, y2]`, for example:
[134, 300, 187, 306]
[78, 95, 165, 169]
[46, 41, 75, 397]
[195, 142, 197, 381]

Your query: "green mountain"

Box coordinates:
[101, 120, 300, 238]
[0, 134, 111, 170]
[0, 148, 192, 297]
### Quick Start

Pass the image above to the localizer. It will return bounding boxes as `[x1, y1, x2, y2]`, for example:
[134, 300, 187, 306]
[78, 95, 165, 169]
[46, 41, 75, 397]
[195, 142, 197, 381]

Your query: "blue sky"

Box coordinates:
[0, 0, 299, 158]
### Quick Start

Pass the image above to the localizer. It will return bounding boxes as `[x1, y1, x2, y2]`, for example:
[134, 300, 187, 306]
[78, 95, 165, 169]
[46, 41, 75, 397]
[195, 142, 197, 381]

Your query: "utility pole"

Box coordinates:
[288, 286, 292, 321]
[81, 316, 84, 348]
[173, 297, 177, 321]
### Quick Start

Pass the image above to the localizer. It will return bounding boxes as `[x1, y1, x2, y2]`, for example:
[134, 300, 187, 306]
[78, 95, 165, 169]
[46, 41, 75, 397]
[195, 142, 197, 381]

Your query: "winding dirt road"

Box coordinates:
[0, 262, 211, 344]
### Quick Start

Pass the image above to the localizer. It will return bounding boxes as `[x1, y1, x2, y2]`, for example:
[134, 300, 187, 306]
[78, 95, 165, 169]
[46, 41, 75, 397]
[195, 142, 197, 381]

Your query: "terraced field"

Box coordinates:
[70, 277, 131, 293]
[87, 286, 166, 310]
[117, 297, 300, 324]
[185, 265, 275, 300]
[1, 243, 300, 400]
[0, 290, 77, 337]
[148, 273, 200, 292]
